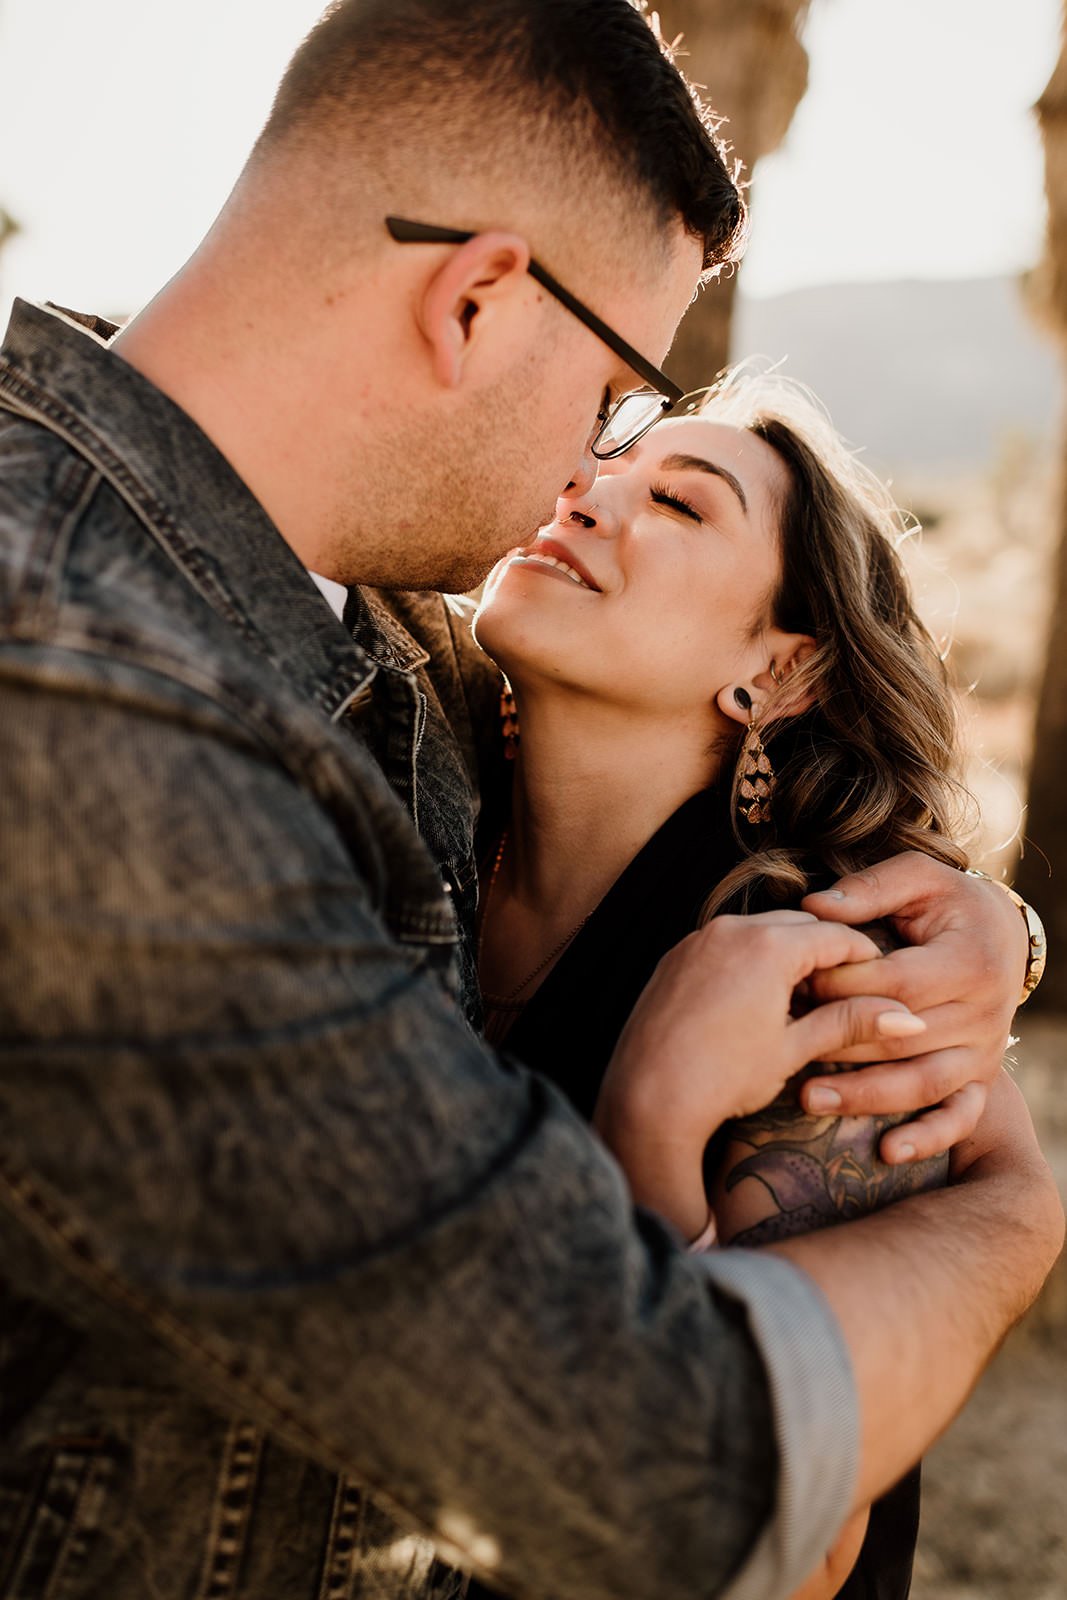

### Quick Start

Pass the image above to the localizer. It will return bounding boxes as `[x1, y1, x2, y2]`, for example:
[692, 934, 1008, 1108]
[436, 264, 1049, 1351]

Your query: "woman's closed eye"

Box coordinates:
[650, 482, 702, 523]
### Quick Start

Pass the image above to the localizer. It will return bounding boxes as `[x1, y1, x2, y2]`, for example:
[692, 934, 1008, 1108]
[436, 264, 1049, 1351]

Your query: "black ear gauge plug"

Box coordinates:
[734, 687, 752, 711]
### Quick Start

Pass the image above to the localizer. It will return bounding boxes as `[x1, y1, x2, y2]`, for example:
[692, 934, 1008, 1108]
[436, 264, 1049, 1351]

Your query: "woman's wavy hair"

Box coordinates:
[699, 369, 974, 917]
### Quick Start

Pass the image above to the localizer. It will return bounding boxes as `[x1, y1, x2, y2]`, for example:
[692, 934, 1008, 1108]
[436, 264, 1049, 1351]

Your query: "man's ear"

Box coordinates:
[416, 231, 531, 389]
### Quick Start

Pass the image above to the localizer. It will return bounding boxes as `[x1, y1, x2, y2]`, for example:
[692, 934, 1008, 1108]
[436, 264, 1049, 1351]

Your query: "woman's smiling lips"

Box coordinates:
[508, 537, 602, 592]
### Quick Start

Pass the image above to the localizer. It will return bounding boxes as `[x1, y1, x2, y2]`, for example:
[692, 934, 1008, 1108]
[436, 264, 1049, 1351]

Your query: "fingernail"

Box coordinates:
[876, 1011, 928, 1038]
[807, 889, 846, 901]
[893, 1142, 917, 1163]
[807, 1086, 842, 1111]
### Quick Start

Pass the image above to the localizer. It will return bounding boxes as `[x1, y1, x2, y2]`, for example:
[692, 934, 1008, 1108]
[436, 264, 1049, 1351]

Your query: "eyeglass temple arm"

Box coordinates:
[385, 216, 684, 405]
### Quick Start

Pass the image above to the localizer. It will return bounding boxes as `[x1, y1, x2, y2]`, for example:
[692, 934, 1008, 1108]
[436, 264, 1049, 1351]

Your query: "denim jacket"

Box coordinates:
[0, 300, 857, 1600]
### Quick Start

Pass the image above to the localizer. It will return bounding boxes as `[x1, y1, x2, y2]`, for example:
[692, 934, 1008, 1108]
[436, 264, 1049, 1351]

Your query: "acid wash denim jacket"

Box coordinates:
[0, 300, 857, 1600]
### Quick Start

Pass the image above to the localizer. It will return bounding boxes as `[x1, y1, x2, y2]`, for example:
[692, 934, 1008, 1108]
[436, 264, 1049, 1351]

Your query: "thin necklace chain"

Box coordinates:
[478, 828, 591, 1010]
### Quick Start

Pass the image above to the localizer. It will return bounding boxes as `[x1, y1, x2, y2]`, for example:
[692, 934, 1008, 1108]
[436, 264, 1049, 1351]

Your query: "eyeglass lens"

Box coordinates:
[592, 391, 672, 459]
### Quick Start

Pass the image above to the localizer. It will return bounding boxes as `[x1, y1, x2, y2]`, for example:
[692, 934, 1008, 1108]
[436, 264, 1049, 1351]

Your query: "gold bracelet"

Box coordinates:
[966, 870, 1047, 1006]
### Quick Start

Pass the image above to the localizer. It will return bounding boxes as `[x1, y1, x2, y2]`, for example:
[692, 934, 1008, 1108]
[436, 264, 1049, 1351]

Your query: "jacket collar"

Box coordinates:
[0, 299, 426, 719]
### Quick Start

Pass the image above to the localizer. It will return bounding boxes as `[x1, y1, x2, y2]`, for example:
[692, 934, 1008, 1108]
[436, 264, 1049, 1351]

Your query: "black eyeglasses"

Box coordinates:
[386, 216, 684, 458]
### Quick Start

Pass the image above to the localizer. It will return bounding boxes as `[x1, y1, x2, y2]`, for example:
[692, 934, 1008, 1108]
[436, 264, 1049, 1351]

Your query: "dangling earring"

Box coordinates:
[500, 683, 520, 760]
[738, 713, 775, 825]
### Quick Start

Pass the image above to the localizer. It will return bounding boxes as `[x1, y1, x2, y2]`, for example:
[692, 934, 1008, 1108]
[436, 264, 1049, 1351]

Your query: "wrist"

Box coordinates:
[965, 870, 1046, 1005]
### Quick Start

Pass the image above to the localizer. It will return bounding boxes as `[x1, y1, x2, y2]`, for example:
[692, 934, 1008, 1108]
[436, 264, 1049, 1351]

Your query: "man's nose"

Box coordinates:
[564, 440, 598, 500]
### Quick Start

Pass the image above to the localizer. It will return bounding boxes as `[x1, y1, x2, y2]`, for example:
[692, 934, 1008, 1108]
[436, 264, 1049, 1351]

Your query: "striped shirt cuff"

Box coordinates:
[698, 1248, 859, 1600]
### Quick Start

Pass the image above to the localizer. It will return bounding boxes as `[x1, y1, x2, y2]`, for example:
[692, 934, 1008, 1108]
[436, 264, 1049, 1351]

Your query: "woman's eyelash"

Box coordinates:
[650, 482, 702, 522]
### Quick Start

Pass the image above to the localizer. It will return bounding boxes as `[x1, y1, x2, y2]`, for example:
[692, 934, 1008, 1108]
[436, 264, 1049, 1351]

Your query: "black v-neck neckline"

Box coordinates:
[501, 781, 739, 1119]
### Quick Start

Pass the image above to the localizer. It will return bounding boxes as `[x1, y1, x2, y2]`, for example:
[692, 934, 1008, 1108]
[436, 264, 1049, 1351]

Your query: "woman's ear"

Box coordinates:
[715, 636, 817, 729]
[758, 635, 818, 719]
[715, 681, 761, 729]
[415, 231, 531, 389]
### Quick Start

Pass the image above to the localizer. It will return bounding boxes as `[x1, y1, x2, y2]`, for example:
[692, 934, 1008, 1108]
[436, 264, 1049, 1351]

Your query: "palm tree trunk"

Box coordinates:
[1015, 14, 1067, 1011]
[656, 0, 813, 391]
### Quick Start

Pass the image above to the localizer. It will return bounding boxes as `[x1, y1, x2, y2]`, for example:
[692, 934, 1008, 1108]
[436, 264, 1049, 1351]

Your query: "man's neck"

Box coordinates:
[115, 286, 321, 566]
[110, 227, 399, 583]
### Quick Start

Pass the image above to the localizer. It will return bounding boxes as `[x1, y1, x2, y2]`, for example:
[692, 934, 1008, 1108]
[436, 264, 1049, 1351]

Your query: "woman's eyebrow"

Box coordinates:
[657, 452, 748, 514]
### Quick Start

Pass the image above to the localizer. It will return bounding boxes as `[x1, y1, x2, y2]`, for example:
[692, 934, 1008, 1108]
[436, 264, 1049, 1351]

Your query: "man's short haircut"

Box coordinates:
[255, 0, 747, 276]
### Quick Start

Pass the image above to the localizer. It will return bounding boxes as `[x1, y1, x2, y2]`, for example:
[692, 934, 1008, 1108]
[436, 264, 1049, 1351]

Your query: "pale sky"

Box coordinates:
[741, 0, 1061, 296]
[0, 0, 1060, 314]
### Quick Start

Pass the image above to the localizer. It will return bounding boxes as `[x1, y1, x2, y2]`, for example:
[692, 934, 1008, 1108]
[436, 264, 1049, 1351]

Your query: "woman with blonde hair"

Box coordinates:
[471, 371, 974, 1599]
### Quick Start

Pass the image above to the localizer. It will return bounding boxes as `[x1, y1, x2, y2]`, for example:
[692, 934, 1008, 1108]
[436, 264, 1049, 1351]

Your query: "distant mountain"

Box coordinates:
[732, 276, 1061, 474]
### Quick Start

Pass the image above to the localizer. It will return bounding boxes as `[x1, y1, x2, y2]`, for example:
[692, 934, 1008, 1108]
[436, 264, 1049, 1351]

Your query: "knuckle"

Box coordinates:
[904, 849, 948, 888]
[813, 974, 855, 1005]
[841, 999, 872, 1048]
[918, 1103, 958, 1139]
[745, 924, 779, 962]
[920, 1061, 960, 1105]
[968, 1079, 990, 1110]
[846, 1074, 884, 1111]
[698, 919, 737, 959]
[832, 1051, 879, 1097]
[856, 1064, 912, 1110]
[949, 1082, 987, 1128]
[912, 1129, 950, 1160]
[877, 1073, 918, 1112]
[892, 1123, 939, 1159]
[873, 1034, 910, 1061]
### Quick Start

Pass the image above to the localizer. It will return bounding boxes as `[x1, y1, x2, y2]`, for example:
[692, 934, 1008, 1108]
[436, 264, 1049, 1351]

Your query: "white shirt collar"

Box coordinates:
[309, 570, 348, 622]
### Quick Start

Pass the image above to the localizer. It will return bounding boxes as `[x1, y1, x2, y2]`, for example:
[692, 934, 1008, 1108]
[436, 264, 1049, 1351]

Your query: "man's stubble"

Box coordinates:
[324, 350, 566, 595]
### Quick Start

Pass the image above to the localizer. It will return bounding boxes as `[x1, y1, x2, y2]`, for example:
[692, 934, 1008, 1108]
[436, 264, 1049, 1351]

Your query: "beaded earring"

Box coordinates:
[738, 716, 775, 825]
[500, 683, 520, 760]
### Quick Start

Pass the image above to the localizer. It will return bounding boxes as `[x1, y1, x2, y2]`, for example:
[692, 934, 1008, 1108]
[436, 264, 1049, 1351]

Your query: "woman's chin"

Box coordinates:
[472, 600, 560, 684]
[472, 591, 518, 663]
[471, 603, 519, 669]
[475, 559, 602, 681]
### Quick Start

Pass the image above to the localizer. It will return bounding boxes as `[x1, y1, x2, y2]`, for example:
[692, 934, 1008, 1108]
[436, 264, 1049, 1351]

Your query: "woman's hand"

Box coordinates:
[798, 854, 1027, 1163]
[592, 910, 926, 1238]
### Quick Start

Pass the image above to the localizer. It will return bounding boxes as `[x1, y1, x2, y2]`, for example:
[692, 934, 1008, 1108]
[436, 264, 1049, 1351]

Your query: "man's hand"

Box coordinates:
[593, 910, 925, 1237]
[798, 854, 1026, 1165]
[768, 1067, 1063, 1513]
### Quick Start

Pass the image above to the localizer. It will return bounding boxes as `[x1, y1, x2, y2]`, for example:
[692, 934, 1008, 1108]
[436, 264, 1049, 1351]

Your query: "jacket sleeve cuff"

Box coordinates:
[698, 1248, 860, 1600]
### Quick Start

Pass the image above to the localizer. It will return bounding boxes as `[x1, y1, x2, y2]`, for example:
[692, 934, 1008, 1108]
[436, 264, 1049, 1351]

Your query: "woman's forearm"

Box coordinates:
[712, 1073, 947, 1248]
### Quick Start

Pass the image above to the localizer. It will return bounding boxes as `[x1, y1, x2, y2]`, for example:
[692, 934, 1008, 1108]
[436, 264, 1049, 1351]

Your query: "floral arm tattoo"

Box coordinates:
[711, 923, 948, 1249]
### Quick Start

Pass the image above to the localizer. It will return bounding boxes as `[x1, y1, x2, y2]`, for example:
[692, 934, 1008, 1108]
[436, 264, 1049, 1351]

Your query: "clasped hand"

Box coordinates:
[594, 909, 919, 1237]
[594, 854, 1027, 1236]
[798, 852, 1025, 1163]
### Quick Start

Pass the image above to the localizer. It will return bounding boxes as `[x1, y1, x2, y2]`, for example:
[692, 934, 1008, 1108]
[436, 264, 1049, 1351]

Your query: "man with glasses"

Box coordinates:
[385, 216, 687, 457]
[0, 4, 1059, 1600]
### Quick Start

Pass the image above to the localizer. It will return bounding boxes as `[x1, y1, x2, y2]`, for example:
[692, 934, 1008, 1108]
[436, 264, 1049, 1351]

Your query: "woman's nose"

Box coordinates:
[558, 497, 617, 537]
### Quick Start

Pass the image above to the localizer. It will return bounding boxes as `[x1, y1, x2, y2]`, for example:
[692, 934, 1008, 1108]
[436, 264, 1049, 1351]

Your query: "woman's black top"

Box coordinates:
[497, 783, 921, 1600]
